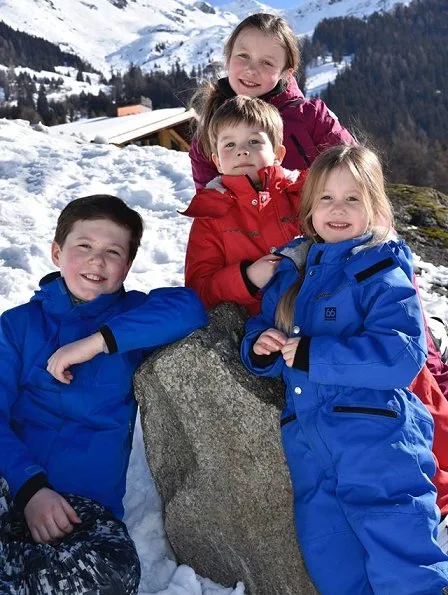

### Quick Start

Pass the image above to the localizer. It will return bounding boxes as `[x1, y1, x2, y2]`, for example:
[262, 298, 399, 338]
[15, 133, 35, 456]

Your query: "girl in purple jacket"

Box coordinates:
[189, 12, 354, 190]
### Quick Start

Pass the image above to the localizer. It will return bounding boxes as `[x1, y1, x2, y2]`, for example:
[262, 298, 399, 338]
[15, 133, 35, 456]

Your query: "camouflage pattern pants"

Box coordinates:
[0, 479, 141, 595]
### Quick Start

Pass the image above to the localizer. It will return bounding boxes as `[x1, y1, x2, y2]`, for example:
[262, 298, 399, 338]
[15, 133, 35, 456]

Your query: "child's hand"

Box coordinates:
[47, 332, 106, 384]
[24, 487, 81, 544]
[246, 255, 282, 289]
[281, 337, 301, 367]
[253, 328, 287, 355]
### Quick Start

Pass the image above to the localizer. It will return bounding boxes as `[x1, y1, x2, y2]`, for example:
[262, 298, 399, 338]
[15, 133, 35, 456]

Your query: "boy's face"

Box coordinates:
[212, 122, 285, 185]
[51, 219, 132, 302]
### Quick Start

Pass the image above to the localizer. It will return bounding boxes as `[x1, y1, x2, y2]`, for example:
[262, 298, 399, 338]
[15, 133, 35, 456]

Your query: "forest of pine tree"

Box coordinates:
[0, 0, 447, 192]
[313, 0, 448, 192]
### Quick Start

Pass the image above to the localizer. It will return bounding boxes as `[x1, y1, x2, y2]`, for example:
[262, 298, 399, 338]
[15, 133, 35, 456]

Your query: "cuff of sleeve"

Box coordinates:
[293, 336, 311, 371]
[249, 338, 282, 368]
[99, 325, 118, 354]
[14, 473, 51, 513]
[240, 261, 259, 297]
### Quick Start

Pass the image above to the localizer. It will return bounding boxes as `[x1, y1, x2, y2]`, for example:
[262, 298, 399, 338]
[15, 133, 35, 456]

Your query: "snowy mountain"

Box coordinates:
[0, 0, 412, 75]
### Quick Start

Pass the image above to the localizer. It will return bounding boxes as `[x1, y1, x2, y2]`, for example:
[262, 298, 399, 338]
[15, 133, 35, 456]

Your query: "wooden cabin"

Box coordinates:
[50, 107, 197, 151]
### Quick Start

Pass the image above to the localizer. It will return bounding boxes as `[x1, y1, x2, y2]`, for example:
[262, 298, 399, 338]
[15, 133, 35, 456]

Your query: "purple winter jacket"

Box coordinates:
[189, 76, 355, 189]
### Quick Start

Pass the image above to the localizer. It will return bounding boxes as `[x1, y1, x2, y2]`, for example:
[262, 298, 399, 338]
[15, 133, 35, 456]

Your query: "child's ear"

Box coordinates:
[51, 241, 62, 267]
[274, 144, 286, 165]
[211, 152, 222, 174]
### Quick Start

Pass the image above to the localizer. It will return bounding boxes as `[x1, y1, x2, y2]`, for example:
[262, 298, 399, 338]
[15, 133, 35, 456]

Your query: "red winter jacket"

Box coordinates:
[189, 76, 355, 189]
[182, 166, 303, 315]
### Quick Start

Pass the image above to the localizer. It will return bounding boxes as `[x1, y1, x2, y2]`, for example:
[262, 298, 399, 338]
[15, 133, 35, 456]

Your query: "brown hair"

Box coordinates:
[54, 194, 144, 262]
[275, 145, 394, 334]
[191, 13, 300, 158]
[208, 95, 284, 155]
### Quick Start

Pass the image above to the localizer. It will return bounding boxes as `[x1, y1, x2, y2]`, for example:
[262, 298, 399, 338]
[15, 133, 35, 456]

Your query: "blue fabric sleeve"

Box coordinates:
[0, 311, 47, 497]
[101, 287, 208, 354]
[240, 286, 285, 378]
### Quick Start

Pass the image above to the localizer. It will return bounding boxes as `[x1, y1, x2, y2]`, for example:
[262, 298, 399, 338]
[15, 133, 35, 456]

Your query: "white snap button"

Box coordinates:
[293, 326, 300, 335]
[251, 199, 257, 206]
[294, 386, 302, 395]
[270, 247, 277, 253]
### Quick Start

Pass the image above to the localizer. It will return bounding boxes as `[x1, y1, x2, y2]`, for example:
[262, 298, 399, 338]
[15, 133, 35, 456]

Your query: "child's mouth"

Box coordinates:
[82, 273, 105, 282]
[327, 223, 350, 229]
[240, 79, 259, 89]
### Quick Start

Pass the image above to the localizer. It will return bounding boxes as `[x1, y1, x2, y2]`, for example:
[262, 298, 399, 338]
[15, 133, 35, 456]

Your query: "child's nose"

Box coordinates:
[237, 147, 249, 156]
[245, 59, 257, 74]
[331, 201, 345, 213]
[89, 251, 106, 264]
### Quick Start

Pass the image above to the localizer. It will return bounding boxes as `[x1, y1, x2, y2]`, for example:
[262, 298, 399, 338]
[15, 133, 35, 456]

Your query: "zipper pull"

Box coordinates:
[258, 190, 271, 208]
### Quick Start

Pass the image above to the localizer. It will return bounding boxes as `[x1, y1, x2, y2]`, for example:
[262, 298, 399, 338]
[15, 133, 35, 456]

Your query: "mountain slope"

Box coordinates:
[0, 0, 412, 74]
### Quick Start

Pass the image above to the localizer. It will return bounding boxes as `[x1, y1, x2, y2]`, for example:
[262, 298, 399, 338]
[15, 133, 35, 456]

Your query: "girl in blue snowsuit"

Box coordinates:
[241, 145, 448, 594]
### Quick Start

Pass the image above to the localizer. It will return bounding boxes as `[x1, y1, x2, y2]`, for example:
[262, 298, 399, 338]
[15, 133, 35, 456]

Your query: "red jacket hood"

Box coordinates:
[181, 166, 303, 220]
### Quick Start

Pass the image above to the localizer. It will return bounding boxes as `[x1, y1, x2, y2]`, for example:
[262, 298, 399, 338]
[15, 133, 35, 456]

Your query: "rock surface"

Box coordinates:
[134, 303, 316, 594]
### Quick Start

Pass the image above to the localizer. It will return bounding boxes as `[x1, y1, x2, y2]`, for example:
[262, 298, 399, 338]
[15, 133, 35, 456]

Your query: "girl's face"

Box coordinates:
[228, 28, 291, 98]
[311, 165, 370, 243]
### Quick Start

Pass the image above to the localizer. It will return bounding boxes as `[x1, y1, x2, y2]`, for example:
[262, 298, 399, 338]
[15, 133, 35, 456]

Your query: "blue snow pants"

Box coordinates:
[281, 383, 448, 594]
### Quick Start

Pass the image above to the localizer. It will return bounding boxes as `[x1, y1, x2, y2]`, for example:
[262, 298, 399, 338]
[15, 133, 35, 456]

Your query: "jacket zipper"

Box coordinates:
[290, 134, 311, 167]
[333, 406, 398, 418]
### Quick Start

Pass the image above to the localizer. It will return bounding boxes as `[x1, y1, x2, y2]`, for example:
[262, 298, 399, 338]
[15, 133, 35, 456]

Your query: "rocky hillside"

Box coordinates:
[389, 184, 448, 295]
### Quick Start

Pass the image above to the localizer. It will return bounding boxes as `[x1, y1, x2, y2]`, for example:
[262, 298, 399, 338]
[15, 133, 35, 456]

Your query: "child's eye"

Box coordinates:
[249, 139, 260, 145]
[107, 249, 121, 256]
[78, 243, 90, 249]
[262, 60, 274, 67]
[320, 195, 332, 201]
[237, 53, 249, 59]
[347, 195, 360, 202]
[224, 141, 235, 148]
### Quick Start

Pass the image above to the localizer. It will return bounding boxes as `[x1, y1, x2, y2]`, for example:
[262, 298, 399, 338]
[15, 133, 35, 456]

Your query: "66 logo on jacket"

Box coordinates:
[325, 307, 337, 321]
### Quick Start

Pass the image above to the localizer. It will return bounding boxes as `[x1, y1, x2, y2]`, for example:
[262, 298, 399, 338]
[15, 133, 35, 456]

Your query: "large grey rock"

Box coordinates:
[134, 303, 316, 594]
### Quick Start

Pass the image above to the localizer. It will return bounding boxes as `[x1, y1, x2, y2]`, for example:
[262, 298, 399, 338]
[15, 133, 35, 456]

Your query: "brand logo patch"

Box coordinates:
[325, 307, 336, 321]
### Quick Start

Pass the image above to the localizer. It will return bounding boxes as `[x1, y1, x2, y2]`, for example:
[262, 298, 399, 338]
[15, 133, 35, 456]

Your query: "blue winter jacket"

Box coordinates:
[0, 274, 208, 519]
[241, 234, 427, 414]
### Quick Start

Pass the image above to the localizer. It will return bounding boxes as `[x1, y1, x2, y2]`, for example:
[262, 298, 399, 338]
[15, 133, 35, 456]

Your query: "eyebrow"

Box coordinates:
[218, 131, 264, 142]
[234, 44, 278, 61]
[74, 235, 127, 250]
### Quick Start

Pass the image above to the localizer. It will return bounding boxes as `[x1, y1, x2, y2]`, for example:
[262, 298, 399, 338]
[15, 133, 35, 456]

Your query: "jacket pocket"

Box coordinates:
[333, 405, 398, 418]
[280, 413, 297, 427]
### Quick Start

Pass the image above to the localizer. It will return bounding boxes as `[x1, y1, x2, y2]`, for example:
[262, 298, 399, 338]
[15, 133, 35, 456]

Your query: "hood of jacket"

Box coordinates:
[181, 165, 301, 220]
[273, 230, 413, 284]
[31, 272, 126, 320]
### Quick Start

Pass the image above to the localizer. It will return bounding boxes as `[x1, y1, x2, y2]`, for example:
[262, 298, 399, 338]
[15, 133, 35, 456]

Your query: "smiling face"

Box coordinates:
[51, 219, 132, 301]
[227, 28, 291, 97]
[211, 122, 285, 185]
[311, 165, 370, 243]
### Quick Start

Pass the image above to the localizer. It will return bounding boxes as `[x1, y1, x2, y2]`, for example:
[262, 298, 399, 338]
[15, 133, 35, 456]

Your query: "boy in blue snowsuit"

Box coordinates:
[0, 194, 208, 595]
[241, 146, 448, 594]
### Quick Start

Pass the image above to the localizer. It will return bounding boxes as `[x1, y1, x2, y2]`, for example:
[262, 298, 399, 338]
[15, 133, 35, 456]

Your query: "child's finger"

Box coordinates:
[61, 498, 82, 525]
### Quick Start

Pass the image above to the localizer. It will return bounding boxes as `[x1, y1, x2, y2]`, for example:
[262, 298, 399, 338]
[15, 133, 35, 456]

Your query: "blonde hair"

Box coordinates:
[208, 96, 284, 156]
[191, 13, 300, 158]
[275, 145, 394, 334]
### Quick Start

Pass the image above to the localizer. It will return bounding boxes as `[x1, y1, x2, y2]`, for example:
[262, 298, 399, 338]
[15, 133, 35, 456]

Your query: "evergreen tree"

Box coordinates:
[37, 84, 51, 124]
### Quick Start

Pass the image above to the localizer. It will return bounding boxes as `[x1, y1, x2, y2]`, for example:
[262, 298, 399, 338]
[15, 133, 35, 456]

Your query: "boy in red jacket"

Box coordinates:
[183, 95, 304, 315]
